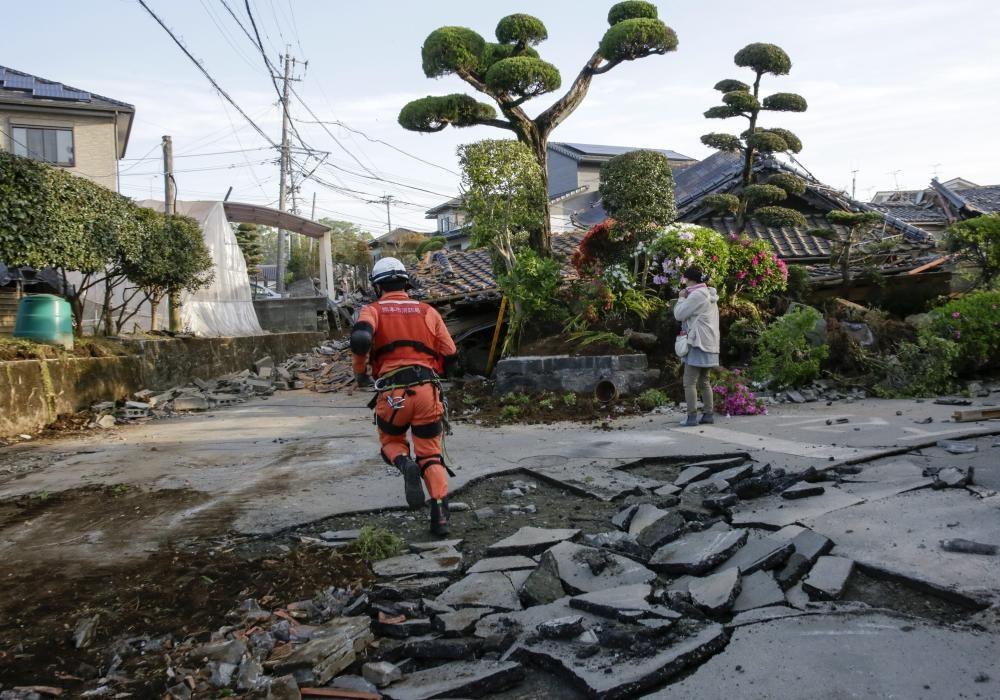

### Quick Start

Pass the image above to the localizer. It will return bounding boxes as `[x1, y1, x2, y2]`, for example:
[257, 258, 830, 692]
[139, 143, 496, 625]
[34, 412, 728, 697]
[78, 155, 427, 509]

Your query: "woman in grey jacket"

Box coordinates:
[673, 266, 720, 427]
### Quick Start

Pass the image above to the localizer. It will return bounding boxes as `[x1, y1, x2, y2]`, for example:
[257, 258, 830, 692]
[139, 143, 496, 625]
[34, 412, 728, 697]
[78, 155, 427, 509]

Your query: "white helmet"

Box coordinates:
[370, 256, 409, 285]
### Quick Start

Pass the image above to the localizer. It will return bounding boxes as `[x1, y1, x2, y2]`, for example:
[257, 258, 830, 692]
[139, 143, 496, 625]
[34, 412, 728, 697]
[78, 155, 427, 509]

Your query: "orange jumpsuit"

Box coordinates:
[352, 291, 457, 500]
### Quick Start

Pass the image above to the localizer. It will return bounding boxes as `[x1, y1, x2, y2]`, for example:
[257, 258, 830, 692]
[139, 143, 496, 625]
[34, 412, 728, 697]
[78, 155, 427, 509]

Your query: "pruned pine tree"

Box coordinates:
[398, 2, 679, 257]
[235, 223, 264, 280]
[700, 43, 809, 229]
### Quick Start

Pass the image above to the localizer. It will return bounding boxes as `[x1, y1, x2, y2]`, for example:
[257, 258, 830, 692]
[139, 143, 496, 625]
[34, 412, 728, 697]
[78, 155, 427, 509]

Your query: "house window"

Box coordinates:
[11, 125, 75, 166]
[439, 215, 451, 233]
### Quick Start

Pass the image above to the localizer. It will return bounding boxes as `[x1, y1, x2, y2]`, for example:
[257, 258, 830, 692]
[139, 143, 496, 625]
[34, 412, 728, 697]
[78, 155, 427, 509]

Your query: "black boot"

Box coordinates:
[393, 455, 425, 509]
[429, 497, 450, 536]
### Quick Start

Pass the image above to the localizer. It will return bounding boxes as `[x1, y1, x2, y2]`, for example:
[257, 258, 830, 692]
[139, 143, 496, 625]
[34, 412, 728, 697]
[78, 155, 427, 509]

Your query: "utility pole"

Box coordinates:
[851, 169, 858, 200]
[374, 194, 395, 236]
[163, 135, 181, 332]
[275, 49, 298, 294]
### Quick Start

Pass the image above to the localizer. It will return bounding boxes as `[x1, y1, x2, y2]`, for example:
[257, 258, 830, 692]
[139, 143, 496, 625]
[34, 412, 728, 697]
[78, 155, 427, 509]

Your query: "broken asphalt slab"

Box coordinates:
[546, 540, 657, 593]
[522, 461, 665, 501]
[381, 660, 525, 700]
[646, 612, 1000, 700]
[731, 486, 864, 529]
[516, 622, 726, 700]
[372, 548, 464, 579]
[435, 570, 532, 611]
[487, 527, 581, 556]
[804, 489, 1000, 604]
[649, 523, 748, 575]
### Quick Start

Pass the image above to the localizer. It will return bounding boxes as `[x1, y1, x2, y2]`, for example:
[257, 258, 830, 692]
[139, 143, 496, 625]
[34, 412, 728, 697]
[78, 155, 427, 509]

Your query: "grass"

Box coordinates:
[351, 526, 404, 561]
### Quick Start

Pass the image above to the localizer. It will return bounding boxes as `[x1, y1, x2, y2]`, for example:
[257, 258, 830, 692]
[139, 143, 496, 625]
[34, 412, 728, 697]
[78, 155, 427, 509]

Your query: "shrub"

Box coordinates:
[648, 223, 730, 289]
[352, 526, 403, 561]
[926, 290, 1000, 374]
[572, 219, 631, 275]
[712, 368, 767, 415]
[500, 404, 523, 421]
[869, 333, 959, 397]
[751, 307, 828, 388]
[785, 264, 811, 301]
[726, 235, 788, 301]
[637, 388, 670, 410]
[562, 392, 578, 407]
[944, 214, 1000, 287]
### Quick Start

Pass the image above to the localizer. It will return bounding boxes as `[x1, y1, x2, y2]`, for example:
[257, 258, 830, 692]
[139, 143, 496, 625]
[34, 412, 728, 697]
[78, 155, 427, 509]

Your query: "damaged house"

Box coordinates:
[410, 150, 947, 355]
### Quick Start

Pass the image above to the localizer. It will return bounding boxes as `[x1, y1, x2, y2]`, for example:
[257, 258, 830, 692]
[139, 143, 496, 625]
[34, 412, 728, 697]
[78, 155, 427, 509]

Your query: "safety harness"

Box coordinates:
[367, 364, 456, 477]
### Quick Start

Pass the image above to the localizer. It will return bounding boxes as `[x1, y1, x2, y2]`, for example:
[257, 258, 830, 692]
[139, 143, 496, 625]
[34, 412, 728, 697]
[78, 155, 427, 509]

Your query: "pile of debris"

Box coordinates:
[87, 346, 356, 428]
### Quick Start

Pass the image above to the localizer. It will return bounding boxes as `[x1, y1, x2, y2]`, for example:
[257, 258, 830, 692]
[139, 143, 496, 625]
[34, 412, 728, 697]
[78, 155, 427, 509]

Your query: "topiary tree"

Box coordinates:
[700, 43, 808, 229]
[599, 149, 676, 236]
[944, 213, 1000, 287]
[399, 3, 679, 257]
[812, 210, 887, 286]
[235, 223, 264, 280]
[415, 236, 447, 258]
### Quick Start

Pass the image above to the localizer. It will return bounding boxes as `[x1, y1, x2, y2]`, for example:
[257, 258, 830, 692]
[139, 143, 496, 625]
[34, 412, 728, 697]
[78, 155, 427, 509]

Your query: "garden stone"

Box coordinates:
[731, 571, 785, 612]
[474, 508, 496, 521]
[650, 523, 749, 575]
[448, 501, 470, 512]
[501, 488, 524, 500]
[802, 556, 854, 600]
[688, 568, 742, 614]
[786, 390, 806, 404]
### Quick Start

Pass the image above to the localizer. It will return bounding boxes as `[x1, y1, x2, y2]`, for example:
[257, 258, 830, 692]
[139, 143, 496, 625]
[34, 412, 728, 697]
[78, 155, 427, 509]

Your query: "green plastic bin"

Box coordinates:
[14, 294, 74, 350]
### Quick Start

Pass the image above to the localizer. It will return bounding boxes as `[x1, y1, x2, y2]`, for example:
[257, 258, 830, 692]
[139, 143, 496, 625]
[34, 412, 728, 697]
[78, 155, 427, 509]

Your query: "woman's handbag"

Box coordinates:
[675, 332, 690, 358]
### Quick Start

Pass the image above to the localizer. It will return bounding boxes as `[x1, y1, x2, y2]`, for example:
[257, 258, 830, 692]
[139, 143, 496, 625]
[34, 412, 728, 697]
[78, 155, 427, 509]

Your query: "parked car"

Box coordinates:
[250, 283, 282, 300]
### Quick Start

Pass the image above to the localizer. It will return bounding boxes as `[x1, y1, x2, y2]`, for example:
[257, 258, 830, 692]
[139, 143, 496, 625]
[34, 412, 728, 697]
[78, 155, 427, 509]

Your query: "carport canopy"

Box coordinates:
[222, 201, 330, 238]
[221, 201, 335, 299]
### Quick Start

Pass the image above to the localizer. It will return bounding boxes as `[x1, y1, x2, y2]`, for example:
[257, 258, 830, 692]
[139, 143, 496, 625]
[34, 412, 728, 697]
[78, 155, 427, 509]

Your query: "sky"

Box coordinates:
[5, 0, 1000, 235]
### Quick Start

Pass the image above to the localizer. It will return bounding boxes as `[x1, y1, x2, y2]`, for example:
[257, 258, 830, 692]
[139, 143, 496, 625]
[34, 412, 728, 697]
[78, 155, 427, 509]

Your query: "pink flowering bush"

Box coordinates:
[648, 223, 729, 290]
[927, 290, 1000, 374]
[726, 235, 789, 301]
[712, 368, 767, 415]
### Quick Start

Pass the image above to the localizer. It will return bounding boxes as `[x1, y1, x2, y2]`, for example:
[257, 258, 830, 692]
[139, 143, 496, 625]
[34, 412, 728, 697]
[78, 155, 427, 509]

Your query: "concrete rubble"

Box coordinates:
[86, 344, 351, 428]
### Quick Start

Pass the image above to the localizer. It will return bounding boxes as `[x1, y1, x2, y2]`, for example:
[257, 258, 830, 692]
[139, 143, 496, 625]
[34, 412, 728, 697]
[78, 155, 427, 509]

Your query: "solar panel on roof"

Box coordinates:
[33, 84, 90, 101]
[4, 75, 34, 90]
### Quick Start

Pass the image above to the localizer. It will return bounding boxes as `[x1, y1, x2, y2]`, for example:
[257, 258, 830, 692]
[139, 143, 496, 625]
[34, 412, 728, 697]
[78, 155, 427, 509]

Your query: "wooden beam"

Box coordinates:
[952, 407, 1000, 423]
[907, 255, 953, 275]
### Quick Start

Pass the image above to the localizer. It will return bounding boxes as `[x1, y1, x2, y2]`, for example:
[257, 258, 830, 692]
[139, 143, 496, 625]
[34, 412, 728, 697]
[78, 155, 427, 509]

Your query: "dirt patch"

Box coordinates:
[0, 336, 130, 361]
[448, 380, 647, 428]
[296, 471, 625, 561]
[841, 569, 981, 624]
[0, 540, 372, 693]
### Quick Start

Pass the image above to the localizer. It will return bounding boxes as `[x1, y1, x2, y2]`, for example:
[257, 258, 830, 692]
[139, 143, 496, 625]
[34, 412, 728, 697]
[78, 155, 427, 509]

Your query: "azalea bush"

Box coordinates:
[572, 219, 632, 276]
[648, 223, 729, 289]
[926, 290, 1000, 374]
[712, 368, 767, 415]
[726, 234, 788, 300]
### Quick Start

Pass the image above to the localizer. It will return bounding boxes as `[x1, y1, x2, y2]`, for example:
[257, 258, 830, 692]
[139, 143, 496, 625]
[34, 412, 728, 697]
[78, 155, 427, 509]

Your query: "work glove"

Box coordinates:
[355, 373, 373, 388]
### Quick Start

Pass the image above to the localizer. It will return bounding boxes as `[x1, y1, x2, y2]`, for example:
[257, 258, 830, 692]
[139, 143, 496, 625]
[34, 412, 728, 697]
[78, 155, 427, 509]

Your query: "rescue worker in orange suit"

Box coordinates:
[351, 257, 459, 536]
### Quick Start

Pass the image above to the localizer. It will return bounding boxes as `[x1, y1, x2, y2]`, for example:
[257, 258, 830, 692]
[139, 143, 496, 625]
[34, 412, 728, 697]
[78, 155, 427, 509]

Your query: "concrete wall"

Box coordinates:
[253, 297, 328, 333]
[0, 108, 120, 190]
[494, 354, 660, 396]
[0, 331, 324, 437]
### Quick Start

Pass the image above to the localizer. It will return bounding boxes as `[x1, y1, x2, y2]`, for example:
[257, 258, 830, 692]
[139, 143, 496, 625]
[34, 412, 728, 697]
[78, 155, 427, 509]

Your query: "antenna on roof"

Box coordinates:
[888, 170, 902, 191]
[930, 163, 942, 179]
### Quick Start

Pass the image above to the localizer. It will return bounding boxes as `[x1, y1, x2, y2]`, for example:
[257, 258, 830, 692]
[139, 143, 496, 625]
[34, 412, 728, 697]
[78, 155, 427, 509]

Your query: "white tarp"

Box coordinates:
[75, 200, 263, 337]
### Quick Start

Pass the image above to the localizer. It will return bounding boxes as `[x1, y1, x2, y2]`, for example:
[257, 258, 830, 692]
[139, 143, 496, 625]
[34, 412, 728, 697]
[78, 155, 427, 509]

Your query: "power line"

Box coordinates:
[122, 145, 274, 161]
[136, 0, 278, 149]
[296, 118, 459, 176]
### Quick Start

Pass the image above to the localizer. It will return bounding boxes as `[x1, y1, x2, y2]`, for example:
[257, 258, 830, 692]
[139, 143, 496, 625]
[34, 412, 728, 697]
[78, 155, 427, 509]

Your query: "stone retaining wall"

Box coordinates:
[494, 354, 660, 396]
[0, 331, 324, 437]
